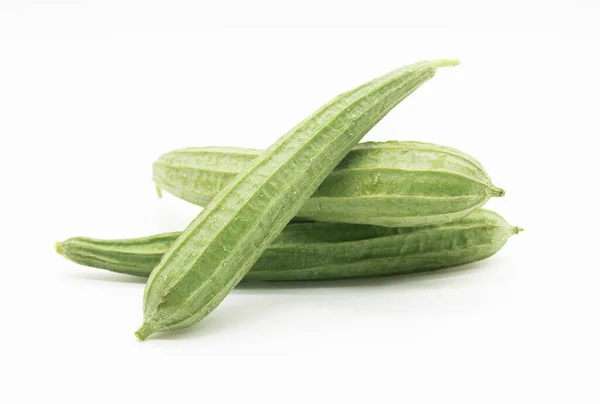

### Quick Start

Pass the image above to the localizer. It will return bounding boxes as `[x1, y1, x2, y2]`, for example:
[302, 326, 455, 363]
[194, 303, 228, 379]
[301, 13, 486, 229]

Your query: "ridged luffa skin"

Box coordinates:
[136, 59, 459, 340]
[153, 141, 504, 227]
[56, 209, 520, 281]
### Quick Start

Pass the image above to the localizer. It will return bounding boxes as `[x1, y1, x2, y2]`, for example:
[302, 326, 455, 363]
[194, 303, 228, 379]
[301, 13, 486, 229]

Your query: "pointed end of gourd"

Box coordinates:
[488, 185, 505, 198]
[431, 58, 460, 69]
[155, 185, 163, 198]
[515, 227, 524, 234]
[55, 241, 64, 256]
[135, 322, 156, 341]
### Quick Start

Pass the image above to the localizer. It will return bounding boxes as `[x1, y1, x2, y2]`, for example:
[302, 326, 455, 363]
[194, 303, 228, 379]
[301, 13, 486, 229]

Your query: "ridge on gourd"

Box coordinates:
[153, 140, 504, 227]
[56, 209, 520, 281]
[136, 59, 459, 340]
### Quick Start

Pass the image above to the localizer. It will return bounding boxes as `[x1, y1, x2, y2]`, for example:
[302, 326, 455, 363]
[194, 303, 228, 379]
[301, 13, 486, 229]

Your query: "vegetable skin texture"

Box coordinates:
[57, 209, 520, 281]
[136, 59, 459, 340]
[153, 141, 504, 227]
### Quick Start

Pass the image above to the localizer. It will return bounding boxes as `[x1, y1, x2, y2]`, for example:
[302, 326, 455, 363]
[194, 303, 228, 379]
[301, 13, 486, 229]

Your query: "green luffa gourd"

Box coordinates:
[136, 59, 459, 340]
[57, 209, 520, 281]
[153, 141, 504, 227]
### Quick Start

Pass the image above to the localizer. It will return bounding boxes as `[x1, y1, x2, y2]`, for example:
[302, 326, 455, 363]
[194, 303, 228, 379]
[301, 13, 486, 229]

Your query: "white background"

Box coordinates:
[1, 1, 599, 403]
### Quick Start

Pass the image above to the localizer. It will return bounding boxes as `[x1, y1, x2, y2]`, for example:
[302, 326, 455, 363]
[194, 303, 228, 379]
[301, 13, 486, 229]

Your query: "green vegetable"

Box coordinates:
[136, 59, 459, 340]
[56, 209, 521, 281]
[153, 141, 504, 227]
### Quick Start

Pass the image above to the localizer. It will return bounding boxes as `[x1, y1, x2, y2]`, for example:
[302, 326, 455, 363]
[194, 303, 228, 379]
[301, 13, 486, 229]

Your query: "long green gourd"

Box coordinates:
[56, 209, 520, 281]
[153, 141, 504, 227]
[136, 59, 459, 340]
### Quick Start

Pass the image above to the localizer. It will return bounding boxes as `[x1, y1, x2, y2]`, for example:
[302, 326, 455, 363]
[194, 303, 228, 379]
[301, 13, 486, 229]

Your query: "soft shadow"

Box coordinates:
[137, 262, 494, 341]
[236, 261, 487, 291]
[64, 269, 148, 284]
[147, 296, 277, 341]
